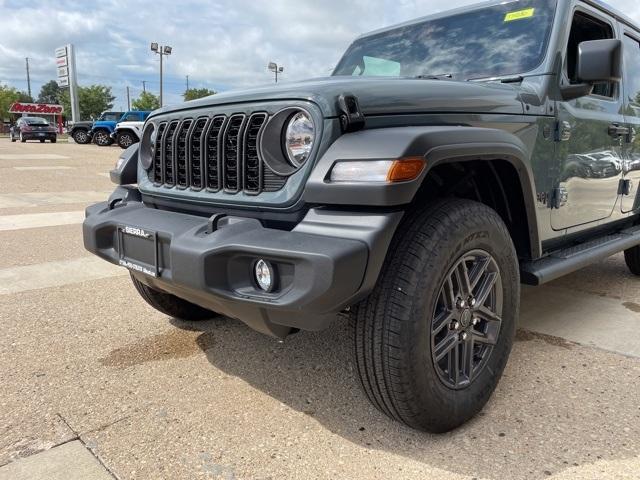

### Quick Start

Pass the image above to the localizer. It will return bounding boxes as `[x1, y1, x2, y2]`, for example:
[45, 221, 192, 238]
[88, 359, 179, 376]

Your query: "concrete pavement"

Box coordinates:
[0, 140, 639, 479]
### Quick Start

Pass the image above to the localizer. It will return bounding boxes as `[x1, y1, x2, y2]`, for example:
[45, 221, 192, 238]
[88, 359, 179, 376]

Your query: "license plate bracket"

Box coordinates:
[116, 225, 159, 277]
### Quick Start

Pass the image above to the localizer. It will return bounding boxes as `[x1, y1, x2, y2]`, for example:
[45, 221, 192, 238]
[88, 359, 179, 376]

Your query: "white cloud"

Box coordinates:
[0, 0, 639, 110]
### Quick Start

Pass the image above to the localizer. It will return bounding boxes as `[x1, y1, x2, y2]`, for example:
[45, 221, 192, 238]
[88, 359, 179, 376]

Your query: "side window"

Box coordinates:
[566, 11, 615, 98]
[623, 34, 640, 115]
[122, 113, 137, 121]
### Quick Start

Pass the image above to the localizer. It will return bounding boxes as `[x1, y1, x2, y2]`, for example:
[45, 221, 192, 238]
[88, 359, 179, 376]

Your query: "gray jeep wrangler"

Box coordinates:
[83, 0, 640, 432]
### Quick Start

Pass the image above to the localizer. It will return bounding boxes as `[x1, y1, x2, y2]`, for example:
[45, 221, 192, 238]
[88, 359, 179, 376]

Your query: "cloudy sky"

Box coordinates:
[1, 0, 639, 110]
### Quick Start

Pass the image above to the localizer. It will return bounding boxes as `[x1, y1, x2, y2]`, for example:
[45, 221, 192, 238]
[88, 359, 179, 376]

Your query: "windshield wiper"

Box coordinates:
[414, 73, 453, 80]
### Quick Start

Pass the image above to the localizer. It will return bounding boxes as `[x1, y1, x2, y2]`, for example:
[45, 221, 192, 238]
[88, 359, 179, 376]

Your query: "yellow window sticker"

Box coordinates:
[504, 8, 535, 22]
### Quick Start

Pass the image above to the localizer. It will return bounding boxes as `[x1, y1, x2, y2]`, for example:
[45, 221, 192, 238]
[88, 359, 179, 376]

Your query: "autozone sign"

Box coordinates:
[9, 102, 64, 114]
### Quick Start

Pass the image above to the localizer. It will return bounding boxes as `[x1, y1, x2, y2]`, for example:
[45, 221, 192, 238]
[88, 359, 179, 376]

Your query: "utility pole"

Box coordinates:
[126, 86, 130, 110]
[25, 58, 32, 98]
[150, 43, 172, 107]
[186, 75, 189, 91]
[142, 81, 147, 92]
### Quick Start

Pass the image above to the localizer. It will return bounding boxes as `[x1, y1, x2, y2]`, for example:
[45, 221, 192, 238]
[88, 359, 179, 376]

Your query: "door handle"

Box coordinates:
[609, 124, 630, 137]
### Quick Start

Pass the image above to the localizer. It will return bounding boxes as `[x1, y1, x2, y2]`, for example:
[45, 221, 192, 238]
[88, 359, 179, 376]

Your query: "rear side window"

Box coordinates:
[122, 113, 138, 121]
[623, 34, 640, 114]
[565, 11, 615, 98]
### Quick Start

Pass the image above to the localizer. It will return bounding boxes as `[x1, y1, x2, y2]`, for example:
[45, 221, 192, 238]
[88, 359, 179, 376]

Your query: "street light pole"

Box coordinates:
[159, 51, 163, 106]
[151, 43, 172, 107]
[268, 62, 284, 83]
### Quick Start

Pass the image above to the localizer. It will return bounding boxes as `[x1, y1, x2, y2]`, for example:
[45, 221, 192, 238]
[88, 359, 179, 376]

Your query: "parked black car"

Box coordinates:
[10, 117, 57, 143]
[83, 0, 640, 433]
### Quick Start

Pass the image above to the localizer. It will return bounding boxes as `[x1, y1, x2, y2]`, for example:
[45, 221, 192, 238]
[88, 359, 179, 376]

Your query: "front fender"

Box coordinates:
[304, 125, 540, 255]
[305, 126, 533, 204]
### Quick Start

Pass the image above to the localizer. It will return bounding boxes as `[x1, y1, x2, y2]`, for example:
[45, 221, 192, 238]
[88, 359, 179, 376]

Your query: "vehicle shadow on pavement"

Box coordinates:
[169, 315, 640, 480]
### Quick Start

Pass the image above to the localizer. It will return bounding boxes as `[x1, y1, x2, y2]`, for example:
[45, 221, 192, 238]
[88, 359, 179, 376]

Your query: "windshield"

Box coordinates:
[100, 112, 122, 121]
[333, 0, 557, 81]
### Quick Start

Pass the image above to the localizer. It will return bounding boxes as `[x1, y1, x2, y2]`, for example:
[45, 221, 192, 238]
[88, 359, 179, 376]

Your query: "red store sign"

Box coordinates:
[9, 102, 64, 114]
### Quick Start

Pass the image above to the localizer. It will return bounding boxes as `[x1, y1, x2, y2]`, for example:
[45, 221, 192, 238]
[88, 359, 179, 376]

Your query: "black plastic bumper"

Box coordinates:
[83, 191, 402, 337]
[23, 133, 56, 140]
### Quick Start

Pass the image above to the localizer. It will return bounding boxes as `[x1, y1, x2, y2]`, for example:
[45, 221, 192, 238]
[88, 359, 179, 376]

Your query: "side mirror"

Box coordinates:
[561, 39, 622, 101]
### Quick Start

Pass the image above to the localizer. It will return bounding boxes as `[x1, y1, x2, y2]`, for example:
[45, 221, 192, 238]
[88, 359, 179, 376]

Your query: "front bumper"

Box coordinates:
[83, 188, 402, 337]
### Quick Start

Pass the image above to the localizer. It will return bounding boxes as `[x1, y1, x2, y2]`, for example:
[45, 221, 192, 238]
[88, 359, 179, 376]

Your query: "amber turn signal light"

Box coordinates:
[386, 157, 426, 183]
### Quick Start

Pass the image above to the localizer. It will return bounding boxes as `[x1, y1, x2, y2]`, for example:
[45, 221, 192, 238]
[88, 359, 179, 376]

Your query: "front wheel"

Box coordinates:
[130, 274, 217, 321]
[116, 131, 135, 149]
[93, 130, 113, 146]
[352, 199, 519, 433]
[72, 129, 90, 144]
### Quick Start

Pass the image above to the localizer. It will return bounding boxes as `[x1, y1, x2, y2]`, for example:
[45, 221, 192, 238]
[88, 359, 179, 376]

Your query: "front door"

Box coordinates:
[551, 6, 624, 231]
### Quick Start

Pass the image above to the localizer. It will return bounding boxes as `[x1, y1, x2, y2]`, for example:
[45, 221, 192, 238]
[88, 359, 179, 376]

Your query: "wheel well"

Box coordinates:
[117, 129, 136, 138]
[413, 159, 532, 260]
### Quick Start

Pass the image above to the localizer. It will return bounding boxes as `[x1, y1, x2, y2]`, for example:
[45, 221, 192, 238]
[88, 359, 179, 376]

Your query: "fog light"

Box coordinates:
[255, 259, 275, 292]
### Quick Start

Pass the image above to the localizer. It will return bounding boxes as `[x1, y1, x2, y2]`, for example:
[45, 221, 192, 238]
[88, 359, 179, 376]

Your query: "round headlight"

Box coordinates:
[284, 111, 314, 167]
[140, 123, 155, 170]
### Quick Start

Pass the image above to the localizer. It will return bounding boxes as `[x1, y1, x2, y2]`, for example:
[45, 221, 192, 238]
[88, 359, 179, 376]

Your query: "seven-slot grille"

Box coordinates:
[151, 113, 286, 194]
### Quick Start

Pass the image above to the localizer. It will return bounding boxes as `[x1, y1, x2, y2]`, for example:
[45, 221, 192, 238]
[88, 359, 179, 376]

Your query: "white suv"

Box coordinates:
[111, 121, 144, 149]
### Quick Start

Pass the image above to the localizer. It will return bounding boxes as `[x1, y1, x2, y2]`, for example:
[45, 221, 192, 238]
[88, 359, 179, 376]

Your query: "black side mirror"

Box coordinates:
[561, 39, 622, 101]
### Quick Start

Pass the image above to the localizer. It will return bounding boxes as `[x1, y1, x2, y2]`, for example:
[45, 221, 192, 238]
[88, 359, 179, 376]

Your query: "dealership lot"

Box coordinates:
[0, 141, 639, 480]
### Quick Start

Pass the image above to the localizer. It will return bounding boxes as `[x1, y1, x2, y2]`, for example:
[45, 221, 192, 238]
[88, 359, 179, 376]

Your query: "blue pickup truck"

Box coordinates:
[90, 111, 151, 146]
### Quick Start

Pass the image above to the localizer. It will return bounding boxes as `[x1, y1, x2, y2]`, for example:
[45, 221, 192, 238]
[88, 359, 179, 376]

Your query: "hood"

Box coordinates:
[152, 76, 524, 118]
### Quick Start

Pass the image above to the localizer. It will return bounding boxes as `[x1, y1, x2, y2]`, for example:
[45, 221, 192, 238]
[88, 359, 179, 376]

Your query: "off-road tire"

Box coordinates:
[20, 133, 26, 143]
[624, 245, 640, 276]
[93, 129, 113, 147]
[116, 130, 136, 149]
[131, 274, 216, 321]
[352, 199, 519, 433]
[72, 129, 90, 144]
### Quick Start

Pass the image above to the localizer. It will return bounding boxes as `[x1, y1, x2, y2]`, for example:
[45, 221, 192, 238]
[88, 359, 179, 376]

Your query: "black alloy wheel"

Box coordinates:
[431, 249, 502, 389]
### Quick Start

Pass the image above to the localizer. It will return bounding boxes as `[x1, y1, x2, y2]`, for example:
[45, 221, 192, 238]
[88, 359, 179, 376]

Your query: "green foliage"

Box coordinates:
[17, 92, 34, 103]
[37, 80, 63, 104]
[60, 84, 115, 120]
[131, 91, 160, 111]
[183, 88, 217, 101]
[0, 84, 20, 120]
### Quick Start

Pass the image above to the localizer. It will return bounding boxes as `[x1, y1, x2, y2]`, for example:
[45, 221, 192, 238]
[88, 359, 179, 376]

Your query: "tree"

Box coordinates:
[183, 88, 216, 101]
[17, 92, 34, 103]
[37, 80, 62, 104]
[132, 91, 160, 111]
[0, 84, 20, 120]
[60, 84, 115, 120]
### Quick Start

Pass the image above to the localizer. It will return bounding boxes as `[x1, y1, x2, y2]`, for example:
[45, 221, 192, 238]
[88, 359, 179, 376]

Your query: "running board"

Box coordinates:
[520, 225, 640, 286]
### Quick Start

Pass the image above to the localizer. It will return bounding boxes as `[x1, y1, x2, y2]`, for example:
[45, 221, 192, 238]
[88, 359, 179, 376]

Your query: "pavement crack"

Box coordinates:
[83, 414, 133, 435]
[56, 412, 122, 480]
